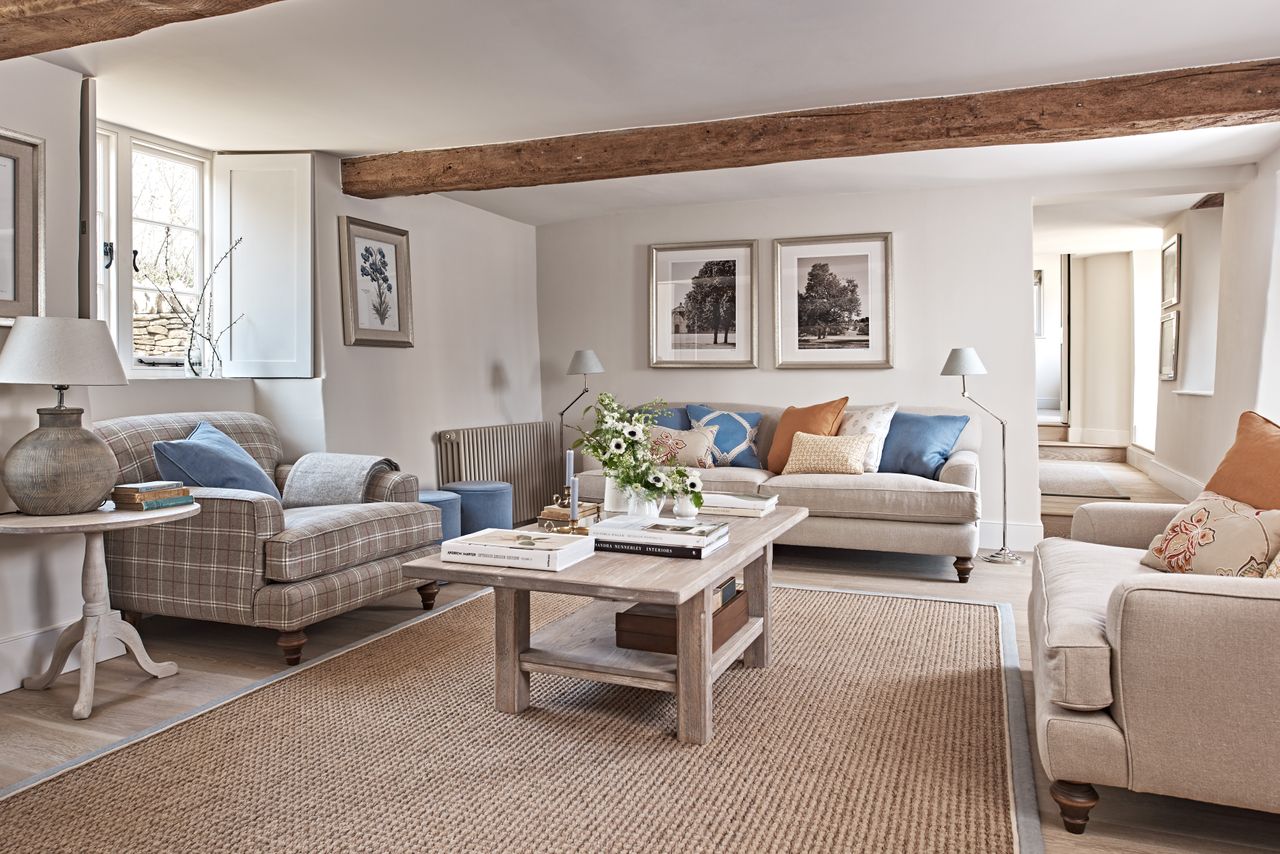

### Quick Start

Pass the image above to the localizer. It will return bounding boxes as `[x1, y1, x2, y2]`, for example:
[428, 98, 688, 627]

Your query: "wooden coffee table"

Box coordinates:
[403, 506, 806, 744]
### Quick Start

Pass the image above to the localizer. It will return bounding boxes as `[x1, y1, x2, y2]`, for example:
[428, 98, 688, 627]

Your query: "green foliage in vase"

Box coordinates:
[572, 392, 676, 499]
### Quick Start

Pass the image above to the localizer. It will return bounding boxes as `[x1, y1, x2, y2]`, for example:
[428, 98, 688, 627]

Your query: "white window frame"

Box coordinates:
[94, 129, 117, 340]
[98, 121, 213, 378]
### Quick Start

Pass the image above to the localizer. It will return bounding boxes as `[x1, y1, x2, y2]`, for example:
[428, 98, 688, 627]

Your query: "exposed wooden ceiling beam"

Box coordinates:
[0, 0, 287, 60]
[1191, 192, 1226, 209]
[342, 58, 1280, 199]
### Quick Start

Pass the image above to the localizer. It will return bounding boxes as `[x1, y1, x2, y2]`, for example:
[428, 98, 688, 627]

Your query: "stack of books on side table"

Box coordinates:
[536, 500, 600, 529]
[440, 528, 596, 571]
[111, 481, 194, 511]
[697, 493, 778, 518]
[616, 577, 746, 654]
[590, 516, 729, 559]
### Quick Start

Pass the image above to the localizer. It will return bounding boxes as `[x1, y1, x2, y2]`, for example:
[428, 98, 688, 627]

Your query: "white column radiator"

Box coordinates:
[434, 421, 560, 525]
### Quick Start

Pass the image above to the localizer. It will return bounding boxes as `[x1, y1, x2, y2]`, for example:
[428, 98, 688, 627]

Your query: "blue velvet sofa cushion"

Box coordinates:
[153, 421, 282, 499]
[880, 412, 970, 480]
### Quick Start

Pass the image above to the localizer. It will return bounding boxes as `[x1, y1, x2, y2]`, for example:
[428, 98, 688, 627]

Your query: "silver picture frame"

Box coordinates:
[1161, 233, 1181, 309]
[0, 126, 45, 327]
[338, 215, 414, 347]
[1159, 310, 1179, 381]
[649, 239, 757, 368]
[774, 232, 893, 369]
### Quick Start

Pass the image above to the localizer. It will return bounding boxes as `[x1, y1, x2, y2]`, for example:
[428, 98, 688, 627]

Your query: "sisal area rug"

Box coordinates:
[1, 587, 1041, 853]
[1040, 460, 1130, 500]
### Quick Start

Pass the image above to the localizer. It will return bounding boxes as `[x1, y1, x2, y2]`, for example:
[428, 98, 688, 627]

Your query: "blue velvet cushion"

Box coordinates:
[686, 404, 765, 468]
[880, 412, 970, 479]
[652, 406, 692, 431]
[153, 421, 282, 499]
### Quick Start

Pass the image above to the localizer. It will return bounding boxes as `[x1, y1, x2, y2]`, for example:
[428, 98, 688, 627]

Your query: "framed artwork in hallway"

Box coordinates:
[774, 233, 893, 368]
[1159, 311, 1179, 380]
[649, 240, 757, 368]
[1161, 233, 1181, 308]
[338, 216, 414, 347]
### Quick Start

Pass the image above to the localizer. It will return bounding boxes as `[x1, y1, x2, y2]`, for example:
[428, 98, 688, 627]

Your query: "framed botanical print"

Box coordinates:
[338, 216, 414, 347]
[1161, 234, 1181, 308]
[0, 128, 44, 326]
[1159, 311, 1179, 381]
[649, 240, 756, 368]
[774, 233, 893, 368]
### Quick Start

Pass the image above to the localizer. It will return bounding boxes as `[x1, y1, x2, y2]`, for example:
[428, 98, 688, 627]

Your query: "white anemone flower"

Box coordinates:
[622, 425, 643, 441]
[606, 437, 627, 456]
[685, 474, 703, 492]
[647, 471, 670, 490]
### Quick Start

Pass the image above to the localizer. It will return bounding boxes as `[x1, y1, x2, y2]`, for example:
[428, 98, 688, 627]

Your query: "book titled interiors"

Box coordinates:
[440, 528, 596, 571]
[590, 516, 729, 548]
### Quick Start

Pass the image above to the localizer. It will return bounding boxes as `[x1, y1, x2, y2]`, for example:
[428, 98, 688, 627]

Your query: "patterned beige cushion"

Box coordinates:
[838, 403, 898, 472]
[781, 432, 875, 476]
[266, 502, 442, 582]
[1141, 491, 1280, 577]
[648, 425, 717, 468]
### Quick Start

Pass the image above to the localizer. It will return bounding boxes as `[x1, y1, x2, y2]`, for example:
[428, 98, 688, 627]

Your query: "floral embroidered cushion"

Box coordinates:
[648, 425, 718, 469]
[766, 397, 850, 474]
[686, 404, 765, 469]
[837, 402, 899, 472]
[781, 432, 876, 476]
[1141, 491, 1280, 577]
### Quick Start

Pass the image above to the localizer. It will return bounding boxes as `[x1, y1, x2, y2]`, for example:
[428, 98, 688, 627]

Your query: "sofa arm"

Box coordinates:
[104, 487, 284, 625]
[1104, 575, 1280, 812]
[938, 449, 979, 491]
[1070, 502, 1182, 548]
[366, 470, 419, 502]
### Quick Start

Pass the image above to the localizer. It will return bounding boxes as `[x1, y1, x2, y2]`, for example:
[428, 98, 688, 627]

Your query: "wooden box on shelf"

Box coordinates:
[615, 584, 747, 655]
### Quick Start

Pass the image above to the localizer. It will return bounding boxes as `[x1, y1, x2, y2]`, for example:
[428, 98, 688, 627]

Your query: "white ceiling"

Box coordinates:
[41, 0, 1280, 157]
[1033, 193, 1207, 256]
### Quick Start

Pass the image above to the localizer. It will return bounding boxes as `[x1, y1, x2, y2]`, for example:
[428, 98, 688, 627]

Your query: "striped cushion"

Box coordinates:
[265, 502, 441, 582]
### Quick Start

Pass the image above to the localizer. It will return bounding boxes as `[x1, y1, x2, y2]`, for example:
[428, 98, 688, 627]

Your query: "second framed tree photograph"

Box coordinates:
[649, 240, 757, 368]
[774, 233, 893, 369]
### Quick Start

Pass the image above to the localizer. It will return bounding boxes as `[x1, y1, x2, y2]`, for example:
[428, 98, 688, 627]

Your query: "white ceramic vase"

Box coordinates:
[603, 476, 629, 513]
[672, 494, 698, 519]
[626, 491, 665, 518]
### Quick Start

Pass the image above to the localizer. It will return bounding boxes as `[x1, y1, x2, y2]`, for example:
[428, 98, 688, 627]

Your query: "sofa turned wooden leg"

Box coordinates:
[953, 557, 974, 583]
[276, 630, 307, 666]
[1050, 780, 1099, 834]
[121, 611, 145, 627]
[417, 581, 440, 611]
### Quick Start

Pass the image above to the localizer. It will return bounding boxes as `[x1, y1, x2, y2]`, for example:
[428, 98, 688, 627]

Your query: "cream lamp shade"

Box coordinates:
[0, 317, 128, 388]
[566, 349, 604, 376]
[940, 347, 988, 377]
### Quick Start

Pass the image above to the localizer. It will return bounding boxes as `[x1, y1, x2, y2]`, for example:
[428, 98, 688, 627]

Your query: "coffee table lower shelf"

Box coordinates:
[520, 600, 764, 693]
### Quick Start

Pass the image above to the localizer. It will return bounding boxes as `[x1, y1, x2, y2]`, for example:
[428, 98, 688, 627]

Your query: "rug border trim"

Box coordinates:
[0, 586, 494, 802]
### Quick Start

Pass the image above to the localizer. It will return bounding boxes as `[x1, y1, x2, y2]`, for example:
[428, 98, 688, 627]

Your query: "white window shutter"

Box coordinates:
[211, 153, 314, 378]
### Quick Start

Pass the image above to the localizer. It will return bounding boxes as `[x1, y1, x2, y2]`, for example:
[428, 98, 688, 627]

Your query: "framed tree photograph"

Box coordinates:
[1161, 233, 1181, 308]
[649, 240, 756, 368]
[774, 233, 892, 368]
[1159, 311, 1179, 380]
[338, 216, 414, 347]
[0, 128, 44, 326]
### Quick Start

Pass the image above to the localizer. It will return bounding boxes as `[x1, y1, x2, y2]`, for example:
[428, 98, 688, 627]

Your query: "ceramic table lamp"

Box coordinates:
[0, 317, 128, 515]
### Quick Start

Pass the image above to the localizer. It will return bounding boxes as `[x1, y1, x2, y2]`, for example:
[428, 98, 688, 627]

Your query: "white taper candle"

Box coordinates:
[570, 476, 579, 523]
[565, 449, 574, 488]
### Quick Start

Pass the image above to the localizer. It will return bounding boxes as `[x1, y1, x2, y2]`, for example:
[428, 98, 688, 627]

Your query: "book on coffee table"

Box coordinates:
[697, 493, 778, 518]
[440, 528, 596, 571]
[590, 516, 728, 547]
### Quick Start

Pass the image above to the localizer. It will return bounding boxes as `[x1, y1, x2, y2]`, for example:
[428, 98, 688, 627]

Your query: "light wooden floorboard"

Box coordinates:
[1041, 460, 1183, 531]
[1, 550, 1276, 852]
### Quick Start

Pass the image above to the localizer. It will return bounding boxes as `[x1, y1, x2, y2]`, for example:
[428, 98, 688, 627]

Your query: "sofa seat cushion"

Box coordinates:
[759, 472, 979, 523]
[265, 502, 440, 582]
[1032, 537, 1154, 711]
[577, 467, 771, 499]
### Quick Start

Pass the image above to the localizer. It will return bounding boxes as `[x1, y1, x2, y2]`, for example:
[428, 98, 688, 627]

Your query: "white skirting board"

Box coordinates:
[1126, 447, 1203, 502]
[980, 520, 1044, 552]
[0, 613, 126, 695]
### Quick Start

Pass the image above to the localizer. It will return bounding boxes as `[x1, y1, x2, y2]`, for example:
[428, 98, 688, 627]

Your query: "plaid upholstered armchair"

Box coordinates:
[93, 411, 442, 665]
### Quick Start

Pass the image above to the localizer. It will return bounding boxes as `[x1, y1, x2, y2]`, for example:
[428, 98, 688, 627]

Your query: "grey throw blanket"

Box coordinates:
[282, 452, 400, 508]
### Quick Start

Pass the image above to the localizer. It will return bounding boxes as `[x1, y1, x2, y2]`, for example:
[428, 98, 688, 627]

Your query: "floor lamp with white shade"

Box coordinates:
[940, 347, 1025, 565]
[558, 349, 604, 450]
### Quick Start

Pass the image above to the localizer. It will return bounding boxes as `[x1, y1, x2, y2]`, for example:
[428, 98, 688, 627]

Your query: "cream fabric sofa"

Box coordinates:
[1031, 501, 1280, 833]
[576, 402, 982, 582]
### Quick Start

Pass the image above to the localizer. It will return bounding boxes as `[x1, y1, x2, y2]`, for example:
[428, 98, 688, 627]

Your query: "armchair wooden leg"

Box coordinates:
[121, 610, 145, 627]
[276, 630, 307, 666]
[1050, 780, 1099, 835]
[417, 581, 440, 611]
[953, 557, 974, 583]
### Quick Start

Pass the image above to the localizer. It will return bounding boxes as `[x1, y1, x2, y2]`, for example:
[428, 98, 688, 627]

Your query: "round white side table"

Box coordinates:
[0, 502, 201, 719]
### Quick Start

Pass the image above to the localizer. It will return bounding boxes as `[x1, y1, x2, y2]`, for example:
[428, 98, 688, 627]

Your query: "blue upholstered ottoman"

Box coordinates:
[442, 480, 514, 534]
[417, 489, 462, 542]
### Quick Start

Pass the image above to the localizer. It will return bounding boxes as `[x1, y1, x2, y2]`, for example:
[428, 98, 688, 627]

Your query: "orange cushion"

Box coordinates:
[1205, 412, 1280, 510]
[767, 397, 849, 473]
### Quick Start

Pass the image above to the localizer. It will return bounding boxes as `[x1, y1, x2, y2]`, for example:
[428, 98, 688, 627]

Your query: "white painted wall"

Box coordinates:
[1077, 253, 1134, 446]
[0, 59, 125, 692]
[313, 154, 543, 485]
[1131, 249, 1161, 451]
[1032, 253, 1063, 410]
[1166, 207, 1223, 393]
[536, 184, 1043, 549]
